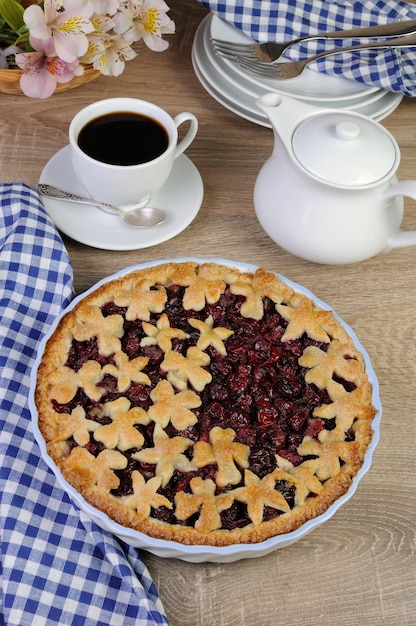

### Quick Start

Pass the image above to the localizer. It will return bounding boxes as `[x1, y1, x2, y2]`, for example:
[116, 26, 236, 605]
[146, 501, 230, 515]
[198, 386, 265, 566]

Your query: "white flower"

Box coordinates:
[113, 0, 175, 51]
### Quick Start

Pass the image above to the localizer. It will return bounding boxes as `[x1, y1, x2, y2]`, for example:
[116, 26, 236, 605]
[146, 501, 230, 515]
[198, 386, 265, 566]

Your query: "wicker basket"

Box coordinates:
[0, 66, 100, 95]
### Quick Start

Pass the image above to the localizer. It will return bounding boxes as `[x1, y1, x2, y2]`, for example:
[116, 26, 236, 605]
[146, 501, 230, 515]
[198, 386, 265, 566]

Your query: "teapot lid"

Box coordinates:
[292, 112, 399, 187]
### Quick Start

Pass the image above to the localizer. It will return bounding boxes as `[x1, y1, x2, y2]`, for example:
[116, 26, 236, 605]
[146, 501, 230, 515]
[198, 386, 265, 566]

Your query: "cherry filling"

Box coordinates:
[55, 286, 354, 530]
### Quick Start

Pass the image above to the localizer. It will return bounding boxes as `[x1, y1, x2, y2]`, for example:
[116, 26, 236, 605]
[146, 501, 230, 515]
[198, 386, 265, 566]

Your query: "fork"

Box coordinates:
[236, 32, 416, 79]
[211, 20, 416, 63]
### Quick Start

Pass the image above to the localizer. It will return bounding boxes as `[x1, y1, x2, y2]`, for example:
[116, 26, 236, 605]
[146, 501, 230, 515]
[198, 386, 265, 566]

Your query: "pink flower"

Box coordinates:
[15, 49, 81, 98]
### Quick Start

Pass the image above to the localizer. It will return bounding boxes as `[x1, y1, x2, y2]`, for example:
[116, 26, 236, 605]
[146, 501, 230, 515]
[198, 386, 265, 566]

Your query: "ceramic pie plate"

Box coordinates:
[29, 258, 382, 563]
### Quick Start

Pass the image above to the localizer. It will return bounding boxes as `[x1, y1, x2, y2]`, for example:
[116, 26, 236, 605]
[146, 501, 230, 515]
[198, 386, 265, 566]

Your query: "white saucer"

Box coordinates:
[39, 146, 204, 251]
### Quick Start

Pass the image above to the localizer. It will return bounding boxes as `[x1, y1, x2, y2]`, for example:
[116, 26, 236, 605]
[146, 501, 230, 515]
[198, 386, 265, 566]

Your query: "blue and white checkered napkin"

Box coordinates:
[0, 183, 169, 626]
[200, 0, 416, 96]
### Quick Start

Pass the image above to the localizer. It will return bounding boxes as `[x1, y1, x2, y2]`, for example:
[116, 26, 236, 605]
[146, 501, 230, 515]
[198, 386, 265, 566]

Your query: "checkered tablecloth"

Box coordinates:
[200, 0, 416, 96]
[0, 183, 169, 626]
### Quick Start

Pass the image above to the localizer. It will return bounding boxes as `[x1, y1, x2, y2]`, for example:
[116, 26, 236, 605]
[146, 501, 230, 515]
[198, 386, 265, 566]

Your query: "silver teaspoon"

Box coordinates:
[36, 184, 167, 228]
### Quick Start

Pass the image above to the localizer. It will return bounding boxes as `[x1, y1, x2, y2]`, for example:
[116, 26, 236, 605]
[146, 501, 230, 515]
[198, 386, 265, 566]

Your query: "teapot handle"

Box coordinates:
[382, 180, 416, 250]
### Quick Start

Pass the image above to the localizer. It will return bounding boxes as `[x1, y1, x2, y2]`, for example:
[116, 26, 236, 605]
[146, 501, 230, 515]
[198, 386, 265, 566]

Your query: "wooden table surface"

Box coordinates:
[3, 1, 416, 624]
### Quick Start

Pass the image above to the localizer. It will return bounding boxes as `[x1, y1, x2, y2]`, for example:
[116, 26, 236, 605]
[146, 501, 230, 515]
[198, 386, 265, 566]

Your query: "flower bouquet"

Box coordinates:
[0, 0, 174, 98]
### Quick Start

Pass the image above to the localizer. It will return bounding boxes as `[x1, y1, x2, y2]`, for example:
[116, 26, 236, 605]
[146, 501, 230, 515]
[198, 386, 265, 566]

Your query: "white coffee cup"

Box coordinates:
[69, 97, 198, 209]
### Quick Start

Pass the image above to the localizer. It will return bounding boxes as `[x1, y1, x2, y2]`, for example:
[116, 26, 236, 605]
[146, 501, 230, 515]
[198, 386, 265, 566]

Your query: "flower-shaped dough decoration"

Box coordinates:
[314, 381, 376, 440]
[173, 263, 226, 311]
[93, 397, 150, 451]
[72, 304, 124, 355]
[148, 379, 200, 430]
[52, 405, 100, 446]
[175, 477, 234, 532]
[299, 340, 363, 389]
[273, 460, 324, 507]
[297, 436, 360, 482]
[132, 425, 195, 487]
[161, 346, 212, 391]
[114, 278, 167, 321]
[192, 426, 250, 487]
[49, 360, 104, 403]
[230, 267, 292, 320]
[141, 313, 189, 353]
[66, 447, 127, 492]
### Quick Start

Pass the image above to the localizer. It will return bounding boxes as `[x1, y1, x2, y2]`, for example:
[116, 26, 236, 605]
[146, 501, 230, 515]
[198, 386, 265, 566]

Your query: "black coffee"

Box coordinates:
[77, 111, 169, 166]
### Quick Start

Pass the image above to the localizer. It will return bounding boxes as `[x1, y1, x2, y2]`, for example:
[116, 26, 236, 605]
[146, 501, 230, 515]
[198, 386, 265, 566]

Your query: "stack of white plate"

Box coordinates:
[192, 14, 403, 126]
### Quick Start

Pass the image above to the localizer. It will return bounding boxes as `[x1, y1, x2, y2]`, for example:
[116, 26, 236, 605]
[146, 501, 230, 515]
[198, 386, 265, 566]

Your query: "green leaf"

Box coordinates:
[0, 0, 25, 32]
[14, 30, 30, 46]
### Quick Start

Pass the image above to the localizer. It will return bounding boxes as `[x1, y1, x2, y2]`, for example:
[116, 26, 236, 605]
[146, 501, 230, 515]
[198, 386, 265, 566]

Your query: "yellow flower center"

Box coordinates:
[59, 16, 89, 35]
[142, 8, 159, 34]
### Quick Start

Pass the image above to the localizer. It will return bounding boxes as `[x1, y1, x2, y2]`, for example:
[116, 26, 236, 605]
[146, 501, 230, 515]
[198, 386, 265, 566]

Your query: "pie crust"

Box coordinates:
[35, 261, 376, 546]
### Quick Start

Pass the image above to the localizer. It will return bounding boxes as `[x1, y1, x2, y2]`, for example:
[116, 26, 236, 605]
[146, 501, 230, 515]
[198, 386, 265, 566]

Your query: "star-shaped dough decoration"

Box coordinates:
[299, 340, 363, 390]
[49, 360, 104, 403]
[72, 304, 124, 356]
[276, 295, 335, 343]
[172, 263, 226, 311]
[113, 278, 167, 321]
[313, 381, 376, 440]
[132, 425, 195, 486]
[66, 447, 127, 492]
[230, 268, 292, 320]
[141, 313, 189, 353]
[289, 461, 326, 505]
[232, 469, 291, 526]
[121, 471, 172, 521]
[192, 426, 250, 487]
[52, 405, 100, 446]
[148, 379, 200, 430]
[188, 315, 234, 356]
[161, 346, 212, 391]
[274, 460, 324, 507]
[93, 397, 150, 451]
[297, 435, 361, 481]
[102, 351, 150, 392]
[174, 477, 233, 532]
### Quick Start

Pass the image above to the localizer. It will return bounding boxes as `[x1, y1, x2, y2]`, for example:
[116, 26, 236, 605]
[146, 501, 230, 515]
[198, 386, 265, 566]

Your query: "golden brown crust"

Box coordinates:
[35, 261, 376, 546]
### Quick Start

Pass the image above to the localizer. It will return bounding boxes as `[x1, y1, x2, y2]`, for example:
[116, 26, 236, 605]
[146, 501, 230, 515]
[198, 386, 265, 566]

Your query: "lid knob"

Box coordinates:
[335, 121, 360, 141]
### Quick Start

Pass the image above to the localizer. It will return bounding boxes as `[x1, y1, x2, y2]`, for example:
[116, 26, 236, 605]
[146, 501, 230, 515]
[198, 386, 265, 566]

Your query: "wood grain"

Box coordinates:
[3, 1, 416, 624]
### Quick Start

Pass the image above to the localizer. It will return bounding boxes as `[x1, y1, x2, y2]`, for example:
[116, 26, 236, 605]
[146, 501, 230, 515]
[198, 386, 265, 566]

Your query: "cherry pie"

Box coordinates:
[35, 261, 376, 546]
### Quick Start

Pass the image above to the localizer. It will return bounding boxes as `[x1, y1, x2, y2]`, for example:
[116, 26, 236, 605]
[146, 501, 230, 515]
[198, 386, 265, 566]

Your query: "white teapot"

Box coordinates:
[254, 93, 416, 264]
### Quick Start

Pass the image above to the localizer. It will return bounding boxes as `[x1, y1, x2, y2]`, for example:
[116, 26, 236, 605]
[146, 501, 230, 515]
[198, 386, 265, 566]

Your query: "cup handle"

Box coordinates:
[173, 113, 198, 158]
[382, 180, 416, 250]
